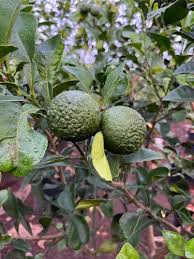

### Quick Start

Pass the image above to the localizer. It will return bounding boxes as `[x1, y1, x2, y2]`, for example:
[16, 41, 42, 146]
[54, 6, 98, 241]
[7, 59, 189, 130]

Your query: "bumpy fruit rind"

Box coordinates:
[47, 90, 101, 142]
[101, 106, 146, 154]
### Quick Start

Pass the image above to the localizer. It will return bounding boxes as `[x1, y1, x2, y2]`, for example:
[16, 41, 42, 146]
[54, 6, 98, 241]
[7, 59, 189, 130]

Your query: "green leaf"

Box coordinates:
[123, 148, 163, 163]
[122, 31, 139, 40]
[67, 215, 89, 249]
[0, 45, 17, 58]
[35, 154, 68, 169]
[0, 95, 24, 102]
[119, 212, 154, 246]
[149, 167, 169, 182]
[101, 200, 113, 218]
[108, 154, 120, 178]
[0, 190, 9, 207]
[20, 4, 33, 12]
[53, 79, 78, 97]
[102, 64, 125, 105]
[5, 249, 26, 259]
[171, 194, 190, 210]
[12, 12, 37, 61]
[174, 61, 194, 75]
[86, 176, 114, 190]
[148, 0, 188, 23]
[67, 222, 81, 250]
[147, 32, 171, 52]
[35, 35, 64, 101]
[0, 234, 11, 250]
[0, 138, 16, 172]
[3, 191, 32, 234]
[57, 187, 74, 213]
[11, 239, 31, 252]
[163, 230, 185, 256]
[63, 65, 93, 93]
[91, 132, 112, 182]
[34, 253, 44, 259]
[177, 209, 193, 224]
[56, 239, 66, 251]
[0, 0, 21, 45]
[13, 105, 48, 176]
[76, 199, 106, 209]
[0, 102, 47, 176]
[147, 6, 168, 20]
[185, 238, 194, 258]
[111, 214, 125, 242]
[160, 121, 173, 137]
[3, 190, 19, 218]
[39, 216, 52, 234]
[174, 55, 191, 66]
[72, 215, 89, 245]
[36, 35, 64, 80]
[23, 61, 37, 95]
[165, 253, 180, 259]
[19, 213, 32, 235]
[97, 240, 117, 254]
[0, 102, 22, 140]
[139, 253, 149, 259]
[163, 0, 188, 24]
[172, 110, 186, 122]
[116, 243, 140, 259]
[174, 31, 194, 43]
[164, 86, 194, 102]
[11, 12, 37, 94]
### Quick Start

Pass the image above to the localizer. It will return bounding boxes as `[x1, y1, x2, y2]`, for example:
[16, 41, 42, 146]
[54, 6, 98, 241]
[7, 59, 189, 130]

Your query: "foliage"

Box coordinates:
[163, 231, 194, 258]
[116, 243, 139, 259]
[0, 0, 194, 258]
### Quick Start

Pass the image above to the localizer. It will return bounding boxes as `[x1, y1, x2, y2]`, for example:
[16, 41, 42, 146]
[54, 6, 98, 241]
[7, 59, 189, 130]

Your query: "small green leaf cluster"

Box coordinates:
[163, 231, 194, 258]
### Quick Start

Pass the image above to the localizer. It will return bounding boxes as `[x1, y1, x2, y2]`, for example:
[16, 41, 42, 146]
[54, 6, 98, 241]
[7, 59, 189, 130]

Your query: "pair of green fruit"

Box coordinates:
[47, 90, 146, 155]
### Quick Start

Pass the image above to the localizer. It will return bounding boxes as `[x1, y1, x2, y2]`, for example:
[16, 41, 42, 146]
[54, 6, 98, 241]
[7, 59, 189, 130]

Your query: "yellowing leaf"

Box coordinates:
[97, 240, 117, 254]
[76, 199, 106, 210]
[91, 132, 112, 182]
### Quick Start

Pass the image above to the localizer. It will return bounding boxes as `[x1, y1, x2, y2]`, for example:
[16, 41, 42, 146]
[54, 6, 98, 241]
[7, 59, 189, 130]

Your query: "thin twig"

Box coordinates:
[155, 103, 184, 124]
[45, 129, 66, 184]
[73, 142, 87, 164]
[12, 232, 65, 241]
[145, 102, 163, 147]
[73, 142, 85, 158]
[111, 182, 178, 232]
[129, 75, 140, 100]
[142, 32, 162, 104]
[147, 225, 156, 257]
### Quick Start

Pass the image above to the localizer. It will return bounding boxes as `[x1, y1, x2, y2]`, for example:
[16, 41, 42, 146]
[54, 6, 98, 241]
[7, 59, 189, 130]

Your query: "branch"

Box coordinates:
[73, 142, 87, 164]
[12, 231, 64, 241]
[145, 102, 184, 147]
[111, 182, 178, 232]
[45, 129, 66, 184]
[143, 39, 162, 104]
[147, 225, 156, 257]
[145, 102, 163, 147]
[155, 103, 184, 124]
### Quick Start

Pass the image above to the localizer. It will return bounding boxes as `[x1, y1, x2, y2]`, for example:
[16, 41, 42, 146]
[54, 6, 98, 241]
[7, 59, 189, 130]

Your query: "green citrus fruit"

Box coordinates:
[47, 90, 101, 141]
[101, 106, 146, 154]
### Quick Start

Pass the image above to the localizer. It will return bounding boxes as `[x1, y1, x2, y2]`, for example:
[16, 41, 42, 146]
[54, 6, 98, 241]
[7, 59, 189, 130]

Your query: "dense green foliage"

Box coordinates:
[0, 0, 194, 258]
